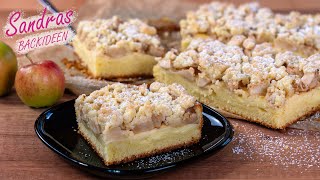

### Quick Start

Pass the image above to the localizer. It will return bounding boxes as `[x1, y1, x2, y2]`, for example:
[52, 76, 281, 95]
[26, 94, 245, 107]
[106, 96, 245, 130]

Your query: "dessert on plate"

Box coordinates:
[75, 82, 203, 165]
[73, 16, 165, 79]
[180, 2, 320, 56]
[153, 38, 320, 129]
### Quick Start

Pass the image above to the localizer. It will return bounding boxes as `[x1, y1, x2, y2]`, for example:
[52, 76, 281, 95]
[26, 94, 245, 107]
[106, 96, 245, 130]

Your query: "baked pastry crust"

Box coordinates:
[154, 39, 320, 129]
[75, 82, 203, 165]
[73, 16, 165, 78]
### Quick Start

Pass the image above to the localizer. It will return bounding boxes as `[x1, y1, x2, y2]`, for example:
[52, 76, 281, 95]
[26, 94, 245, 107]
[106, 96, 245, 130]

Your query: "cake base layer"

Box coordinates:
[78, 121, 202, 166]
[73, 37, 157, 78]
[153, 65, 320, 129]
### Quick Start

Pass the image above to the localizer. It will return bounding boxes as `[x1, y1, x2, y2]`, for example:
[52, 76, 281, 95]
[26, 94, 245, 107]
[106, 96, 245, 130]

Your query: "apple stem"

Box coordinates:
[25, 53, 34, 64]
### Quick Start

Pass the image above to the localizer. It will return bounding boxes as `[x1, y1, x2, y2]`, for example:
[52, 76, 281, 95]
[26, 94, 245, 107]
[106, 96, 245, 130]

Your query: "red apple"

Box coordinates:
[15, 60, 65, 108]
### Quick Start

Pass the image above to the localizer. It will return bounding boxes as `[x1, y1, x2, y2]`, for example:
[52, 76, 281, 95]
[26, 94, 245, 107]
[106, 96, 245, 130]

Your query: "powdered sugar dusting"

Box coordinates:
[230, 120, 320, 171]
[123, 148, 194, 169]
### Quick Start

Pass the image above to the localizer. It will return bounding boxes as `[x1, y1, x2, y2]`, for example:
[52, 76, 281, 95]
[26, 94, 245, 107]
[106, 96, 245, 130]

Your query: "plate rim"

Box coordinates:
[34, 99, 234, 176]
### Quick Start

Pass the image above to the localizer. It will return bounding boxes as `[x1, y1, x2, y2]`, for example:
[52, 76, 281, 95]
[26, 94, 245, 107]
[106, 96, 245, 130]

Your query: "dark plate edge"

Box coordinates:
[34, 99, 234, 177]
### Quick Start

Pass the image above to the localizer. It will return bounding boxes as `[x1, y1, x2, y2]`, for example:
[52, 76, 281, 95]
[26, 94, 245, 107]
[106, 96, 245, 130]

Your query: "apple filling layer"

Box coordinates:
[75, 82, 203, 165]
[154, 39, 320, 129]
[73, 16, 165, 78]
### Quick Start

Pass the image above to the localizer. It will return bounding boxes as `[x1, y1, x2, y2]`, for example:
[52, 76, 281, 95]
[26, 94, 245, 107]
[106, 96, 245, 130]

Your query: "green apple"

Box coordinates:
[0, 41, 17, 96]
[15, 60, 65, 108]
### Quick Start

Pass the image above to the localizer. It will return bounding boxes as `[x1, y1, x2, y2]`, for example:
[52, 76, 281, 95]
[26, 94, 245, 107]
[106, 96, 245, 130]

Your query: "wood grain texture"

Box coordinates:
[0, 92, 320, 179]
[0, 91, 94, 179]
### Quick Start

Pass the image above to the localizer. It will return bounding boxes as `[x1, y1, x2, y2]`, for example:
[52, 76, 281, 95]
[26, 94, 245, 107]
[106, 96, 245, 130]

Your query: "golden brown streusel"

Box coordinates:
[75, 82, 199, 137]
[75, 16, 165, 57]
[180, 2, 320, 55]
[156, 39, 320, 107]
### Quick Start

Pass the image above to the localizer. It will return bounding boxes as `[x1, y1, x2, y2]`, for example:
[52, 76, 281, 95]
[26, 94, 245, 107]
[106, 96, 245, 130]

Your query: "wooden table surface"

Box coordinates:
[0, 0, 320, 179]
[1, 91, 319, 179]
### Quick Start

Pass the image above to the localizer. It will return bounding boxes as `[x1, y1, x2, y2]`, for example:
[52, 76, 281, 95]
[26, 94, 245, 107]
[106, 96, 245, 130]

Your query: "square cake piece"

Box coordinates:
[154, 39, 320, 129]
[73, 16, 165, 79]
[180, 2, 320, 56]
[75, 82, 203, 165]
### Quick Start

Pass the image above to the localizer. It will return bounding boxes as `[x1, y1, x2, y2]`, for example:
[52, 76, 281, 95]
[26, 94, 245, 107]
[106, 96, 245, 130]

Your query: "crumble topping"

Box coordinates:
[75, 82, 199, 140]
[75, 16, 165, 57]
[180, 2, 320, 55]
[157, 39, 320, 107]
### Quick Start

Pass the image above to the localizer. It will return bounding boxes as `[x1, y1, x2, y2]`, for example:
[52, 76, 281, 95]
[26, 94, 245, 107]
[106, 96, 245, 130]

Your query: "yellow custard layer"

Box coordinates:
[73, 37, 157, 78]
[154, 65, 320, 129]
[78, 122, 201, 165]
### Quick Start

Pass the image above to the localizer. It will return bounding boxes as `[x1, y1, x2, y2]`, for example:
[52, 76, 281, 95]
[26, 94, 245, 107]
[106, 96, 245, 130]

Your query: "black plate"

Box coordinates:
[35, 100, 233, 179]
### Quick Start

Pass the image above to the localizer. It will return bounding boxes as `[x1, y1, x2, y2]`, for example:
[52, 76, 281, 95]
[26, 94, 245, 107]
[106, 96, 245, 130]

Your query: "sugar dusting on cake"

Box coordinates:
[230, 119, 320, 171]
